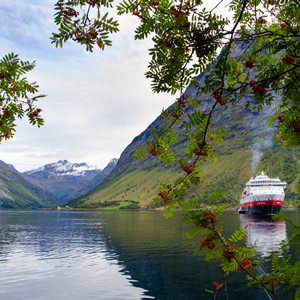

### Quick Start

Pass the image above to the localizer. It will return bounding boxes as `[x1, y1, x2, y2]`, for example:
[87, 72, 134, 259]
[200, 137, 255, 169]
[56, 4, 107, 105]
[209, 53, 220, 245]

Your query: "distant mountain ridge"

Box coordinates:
[0, 160, 60, 208]
[24, 159, 118, 202]
[24, 160, 99, 177]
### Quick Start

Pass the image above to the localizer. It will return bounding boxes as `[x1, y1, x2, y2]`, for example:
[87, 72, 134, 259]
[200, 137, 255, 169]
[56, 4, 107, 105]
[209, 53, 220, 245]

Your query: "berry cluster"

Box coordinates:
[249, 81, 268, 95]
[276, 114, 283, 123]
[180, 163, 193, 175]
[212, 90, 225, 105]
[133, 12, 145, 20]
[257, 17, 266, 24]
[282, 55, 295, 65]
[28, 108, 42, 119]
[0, 130, 11, 141]
[158, 190, 169, 202]
[170, 5, 188, 17]
[200, 232, 218, 249]
[238, 258, 251, 270]
[147, 144, 158, 156]
[222, 243, 238, 262]
[292, 122, 300, 132]
[194, 140, 208, 156]
[87, 0, 100, 7]
[178, 94, 188, 108]
[194, 151, 208, 156]
[72, 30, 98, 42]
[245, 60, 254, 68]
[57, 2, 79, 17]
[198, 211, 216, 228]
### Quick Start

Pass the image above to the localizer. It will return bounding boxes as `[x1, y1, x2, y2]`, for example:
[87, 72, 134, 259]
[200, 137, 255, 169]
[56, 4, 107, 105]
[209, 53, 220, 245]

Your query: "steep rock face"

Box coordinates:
[24, 159, 118, 202]
[106, 40, 279, 182]
[0, 160, 59, 208]
[105, 87, 278, 182]
[67, 43, 299, 208]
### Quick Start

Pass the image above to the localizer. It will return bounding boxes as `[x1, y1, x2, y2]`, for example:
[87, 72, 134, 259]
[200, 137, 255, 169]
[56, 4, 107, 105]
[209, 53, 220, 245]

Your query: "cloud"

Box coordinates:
[0, 1, 173, 172]
[1, 1, 232, 172]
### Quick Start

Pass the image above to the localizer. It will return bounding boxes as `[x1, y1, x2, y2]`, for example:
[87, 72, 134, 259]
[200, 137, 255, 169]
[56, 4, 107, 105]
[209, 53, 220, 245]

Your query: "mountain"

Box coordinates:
[24, 159, 118, 202]
[65, 158, 118, 200]
[0, 160, 60, 209]
[67, 43, 300, 209]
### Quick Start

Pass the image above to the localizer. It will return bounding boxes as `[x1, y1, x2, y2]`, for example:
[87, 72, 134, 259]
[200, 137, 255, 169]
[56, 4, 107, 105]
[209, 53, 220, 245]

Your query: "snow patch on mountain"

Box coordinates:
[25, 160, 100, 177]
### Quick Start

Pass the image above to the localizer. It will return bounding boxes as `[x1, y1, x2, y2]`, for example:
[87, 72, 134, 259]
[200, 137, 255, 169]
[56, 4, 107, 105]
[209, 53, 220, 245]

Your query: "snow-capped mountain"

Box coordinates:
[25, 160, 99, 178]
[66, 158, 118, 200]
[23, 159, 118, 202]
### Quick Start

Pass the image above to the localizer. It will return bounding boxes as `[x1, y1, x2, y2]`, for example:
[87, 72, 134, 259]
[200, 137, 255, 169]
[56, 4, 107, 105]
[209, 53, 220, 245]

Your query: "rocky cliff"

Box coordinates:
[67, 43, 299, 208]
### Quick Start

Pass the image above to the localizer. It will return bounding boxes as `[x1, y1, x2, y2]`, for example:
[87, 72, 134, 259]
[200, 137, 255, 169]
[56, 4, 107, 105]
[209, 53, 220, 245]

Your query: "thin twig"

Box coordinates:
[209, 0, 224, 15]
[83, 4, 91, 27]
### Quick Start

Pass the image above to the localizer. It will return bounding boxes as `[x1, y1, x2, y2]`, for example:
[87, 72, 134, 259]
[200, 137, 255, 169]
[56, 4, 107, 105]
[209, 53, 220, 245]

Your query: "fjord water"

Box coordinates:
[0, 210, 298, 300]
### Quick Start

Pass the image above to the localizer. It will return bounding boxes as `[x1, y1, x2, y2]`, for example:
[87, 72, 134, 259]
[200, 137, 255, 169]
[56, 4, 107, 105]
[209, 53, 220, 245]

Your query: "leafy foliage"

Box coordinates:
[27, 0, 300, 298]
[51, 0, 119, 51]
[0, 53, 45, 142]
[1, 6, 297, 297]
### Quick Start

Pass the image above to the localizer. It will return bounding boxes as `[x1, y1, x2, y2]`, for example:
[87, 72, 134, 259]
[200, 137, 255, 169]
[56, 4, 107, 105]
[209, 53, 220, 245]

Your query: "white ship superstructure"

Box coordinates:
[239, 171, 286, 214]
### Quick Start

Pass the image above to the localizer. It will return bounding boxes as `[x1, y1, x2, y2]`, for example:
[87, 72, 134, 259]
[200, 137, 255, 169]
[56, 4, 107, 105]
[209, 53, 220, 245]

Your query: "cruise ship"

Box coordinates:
[239, 171, 287, 215]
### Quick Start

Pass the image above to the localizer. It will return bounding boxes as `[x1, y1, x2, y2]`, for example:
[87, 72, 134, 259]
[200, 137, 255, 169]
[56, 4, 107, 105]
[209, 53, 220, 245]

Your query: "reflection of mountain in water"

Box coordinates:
[1, 211, 296, 300]
[98, 211, 268, 299]
[239, 214, 287, 257]
[0, 211, 148, 300]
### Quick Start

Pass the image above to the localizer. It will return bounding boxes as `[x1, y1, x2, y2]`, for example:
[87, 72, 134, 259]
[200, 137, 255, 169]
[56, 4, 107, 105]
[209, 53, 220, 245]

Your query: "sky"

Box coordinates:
[0, 0, 230, 172]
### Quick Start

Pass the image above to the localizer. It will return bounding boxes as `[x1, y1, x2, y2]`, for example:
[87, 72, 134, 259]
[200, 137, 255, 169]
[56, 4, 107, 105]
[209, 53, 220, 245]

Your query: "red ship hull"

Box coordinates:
[239, 200, 283, 215]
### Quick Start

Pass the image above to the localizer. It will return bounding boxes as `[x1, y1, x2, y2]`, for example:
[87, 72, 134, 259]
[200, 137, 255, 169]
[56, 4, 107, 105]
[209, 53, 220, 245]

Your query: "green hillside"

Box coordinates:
[0, 161, 59, 209]
[68, 138, 299, 209]
[67, 62, 299, 210]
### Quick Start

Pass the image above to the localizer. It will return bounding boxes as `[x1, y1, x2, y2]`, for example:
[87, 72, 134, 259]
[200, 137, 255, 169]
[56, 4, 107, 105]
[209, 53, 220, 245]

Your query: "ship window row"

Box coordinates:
[251, 181, 281, 184]
[247, 183, 285, 186]
[248, 181, 283, 184]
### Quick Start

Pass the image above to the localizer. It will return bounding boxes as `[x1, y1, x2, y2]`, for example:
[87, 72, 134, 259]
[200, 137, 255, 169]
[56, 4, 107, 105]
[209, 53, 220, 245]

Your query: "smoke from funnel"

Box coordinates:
[251, 138, 274, 175]
[251, 150, 263, 175]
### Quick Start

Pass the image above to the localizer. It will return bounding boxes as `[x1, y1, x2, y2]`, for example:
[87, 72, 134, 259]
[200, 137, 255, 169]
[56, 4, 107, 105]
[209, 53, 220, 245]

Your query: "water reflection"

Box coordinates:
[0, 210, 297, 300]
[0, 211, 150, 300]
[239, 214, 287, 257]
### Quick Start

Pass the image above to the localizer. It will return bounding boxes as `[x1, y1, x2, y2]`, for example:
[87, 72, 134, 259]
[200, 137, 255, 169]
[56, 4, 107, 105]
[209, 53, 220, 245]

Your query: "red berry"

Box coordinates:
[257, 17, 266, 24]
[148, 145, 158, 156]
[212, 90, 226, 105]
[180, 163, 193, 175]
[238, 258, 251, 270]
[292, 123, 300, 132]
[245, 60, 254, 68]
[158, 190, 169, 201]
[276, 114, 283, 123]
[282, 55, 295, 65]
